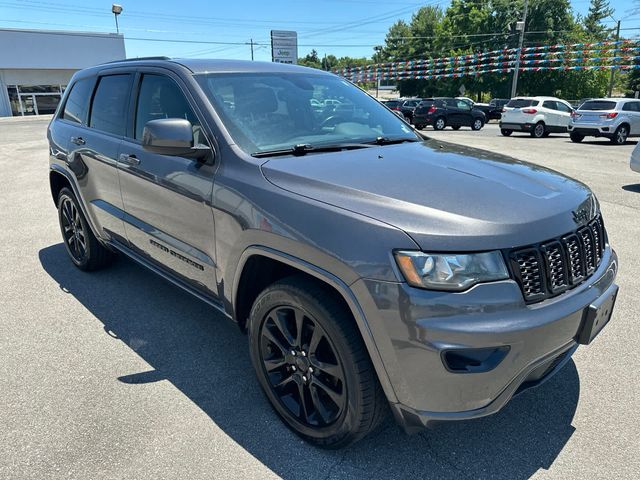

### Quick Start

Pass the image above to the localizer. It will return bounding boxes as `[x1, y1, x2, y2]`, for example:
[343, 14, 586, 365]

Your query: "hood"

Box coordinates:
[261, 139, 596, 251]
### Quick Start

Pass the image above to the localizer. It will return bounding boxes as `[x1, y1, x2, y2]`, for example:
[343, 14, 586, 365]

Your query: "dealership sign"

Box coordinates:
[271, 30, 298, 64]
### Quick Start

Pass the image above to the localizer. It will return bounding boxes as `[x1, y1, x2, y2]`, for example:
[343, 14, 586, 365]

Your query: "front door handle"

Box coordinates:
[118, 154, 140, 166]
[70, 136, 85, 146]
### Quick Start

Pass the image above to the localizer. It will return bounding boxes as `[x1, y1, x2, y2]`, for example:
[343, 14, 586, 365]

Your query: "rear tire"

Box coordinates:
[611, 125, 629, 145]
[500, 129, 513, 136]
[248, 276, 386, 449]
[433, 117, 446, 131]
[570, 132, 584, 143]
[57, 188, 114, 271]
[531, 122, 546, 138]
[452, 125, 461, 131]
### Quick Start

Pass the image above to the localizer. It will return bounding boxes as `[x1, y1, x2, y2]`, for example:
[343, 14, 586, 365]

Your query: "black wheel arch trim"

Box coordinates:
[232, 245, 400, 405]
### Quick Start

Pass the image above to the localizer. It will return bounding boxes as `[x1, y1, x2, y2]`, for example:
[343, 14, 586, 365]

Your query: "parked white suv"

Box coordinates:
[568, 98, 640, 145]
[500, 97, 573, 138]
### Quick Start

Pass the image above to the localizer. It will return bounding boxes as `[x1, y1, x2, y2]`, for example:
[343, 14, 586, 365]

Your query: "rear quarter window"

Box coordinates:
[62, 78, 94, 124]
[580, 100, 617, 111]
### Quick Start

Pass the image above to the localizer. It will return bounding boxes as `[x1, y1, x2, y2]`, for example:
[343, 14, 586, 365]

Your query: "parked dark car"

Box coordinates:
[48, 58, 618, 449]
[382, 98, 421, 123]
[413, 97, 486, 130]
[488, 98, 510, 119]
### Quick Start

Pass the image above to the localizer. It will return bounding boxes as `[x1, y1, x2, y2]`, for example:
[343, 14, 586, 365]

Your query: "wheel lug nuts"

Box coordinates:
[308, 367, 314, 374]
[302, 376, 307, 382]
[291, 350, 296, 356]
[301, 351, 307, 357]
[291, 365, 296, 371]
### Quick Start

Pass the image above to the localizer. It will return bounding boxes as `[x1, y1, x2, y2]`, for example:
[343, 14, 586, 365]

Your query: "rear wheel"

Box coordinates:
[570, 132, 584, 143]
[471, 118, 484, 131]
[433, 117, 446, 131]
[452, 125, 461, 131]
[57, 188, 114, 271]
[531, 122, 546, 138]
[414, 124, 425, 130]
[500, 129, 513, 136]
[611, 125, 629, 145]
[248, 276, 386, 448]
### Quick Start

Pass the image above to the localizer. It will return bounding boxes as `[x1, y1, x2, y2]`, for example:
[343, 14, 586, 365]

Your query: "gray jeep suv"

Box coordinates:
[48, 58, 619, 448]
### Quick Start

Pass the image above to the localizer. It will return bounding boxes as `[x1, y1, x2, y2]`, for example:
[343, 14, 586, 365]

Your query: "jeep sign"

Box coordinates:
[271, 30, 298, 64]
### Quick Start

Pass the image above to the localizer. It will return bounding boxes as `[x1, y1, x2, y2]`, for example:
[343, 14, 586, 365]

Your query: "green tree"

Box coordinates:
[298, 49, 321, 69]
[583, 0, 614, 40]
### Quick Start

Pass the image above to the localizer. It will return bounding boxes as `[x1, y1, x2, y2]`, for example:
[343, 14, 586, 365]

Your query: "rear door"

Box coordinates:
[621, 101, 640, 135]
[454, 99, 473, 126]
[117, 69, 218, 296]
[62, 71, 131, 242]
[541, 100, 560, 128]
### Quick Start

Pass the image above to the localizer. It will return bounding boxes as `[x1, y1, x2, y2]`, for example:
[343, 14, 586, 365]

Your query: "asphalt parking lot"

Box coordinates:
[1, 117, 639, 479]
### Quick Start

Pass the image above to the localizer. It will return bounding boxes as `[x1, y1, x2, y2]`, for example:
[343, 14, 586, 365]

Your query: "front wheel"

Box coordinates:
[248, 276, 386, 448]
[531, 122, 546, 138]
[570, 132, 584, 143]
[433, 117, 446, 130]
[452, 125, 461, 131]
[471, 118, 484, 131]
[501, 129, 513, 136]
[57, 188, 114, 271]
[611, 125, 628, 145]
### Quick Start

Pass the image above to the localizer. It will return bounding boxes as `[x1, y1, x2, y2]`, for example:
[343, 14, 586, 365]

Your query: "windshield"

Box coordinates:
[506, 99, 538, 108]
[579, 100, 617, 111]
[196, 72, 418, 155]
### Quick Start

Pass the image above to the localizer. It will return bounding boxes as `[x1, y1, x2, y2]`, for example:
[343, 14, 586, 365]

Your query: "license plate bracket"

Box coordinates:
[577, 285, 618, 345]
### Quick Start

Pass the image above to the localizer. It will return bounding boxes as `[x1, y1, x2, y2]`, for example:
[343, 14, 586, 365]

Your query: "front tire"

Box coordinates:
[501, 129, 513, 136]
[248, 276, 386, 448]
[471, 118, 484, 131]
[531, 122, 546, 138]
[57, 188, 113, 271]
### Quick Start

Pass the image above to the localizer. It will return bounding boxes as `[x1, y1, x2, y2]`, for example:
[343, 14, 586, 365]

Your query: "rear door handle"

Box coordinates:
[118, 154, 140, 166]
[70, 136, 85, 146]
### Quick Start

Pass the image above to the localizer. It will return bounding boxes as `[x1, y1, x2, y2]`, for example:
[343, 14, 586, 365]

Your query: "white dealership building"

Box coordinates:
[0, 28, 126, 117]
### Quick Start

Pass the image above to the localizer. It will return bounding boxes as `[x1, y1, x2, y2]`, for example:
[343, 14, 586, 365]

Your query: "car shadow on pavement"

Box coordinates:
[39, 243, 580, 480]
[622, 184, 640, 193]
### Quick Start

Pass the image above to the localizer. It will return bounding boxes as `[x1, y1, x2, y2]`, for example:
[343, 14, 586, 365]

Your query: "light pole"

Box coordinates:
[608, 18, 621, 98]
[510, 0, 529, 98]
[112, 4, 123, 34]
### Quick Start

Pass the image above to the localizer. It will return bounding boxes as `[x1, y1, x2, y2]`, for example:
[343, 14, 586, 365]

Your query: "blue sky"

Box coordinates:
[0, 0, 638, 61]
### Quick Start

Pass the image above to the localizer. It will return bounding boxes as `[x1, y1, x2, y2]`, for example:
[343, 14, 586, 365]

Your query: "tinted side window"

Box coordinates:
[542, 100, 557, 110]
[89, 74, 132, 136]
[556, 102, 572, 113]
[62, 78, 93, 124]
[135, 74, 201, 140]
[622, 102, 640, 112]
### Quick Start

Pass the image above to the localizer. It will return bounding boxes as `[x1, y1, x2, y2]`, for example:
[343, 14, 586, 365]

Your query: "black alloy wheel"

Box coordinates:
[60, 195, 87, 264]
[57, 187, 114, 271]
[258, 305, 347, 428]
[248, 276, 386, 448]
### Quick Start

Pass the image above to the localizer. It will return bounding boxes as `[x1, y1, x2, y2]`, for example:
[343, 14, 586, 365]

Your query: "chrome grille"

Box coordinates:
[509, 215, 607, 304]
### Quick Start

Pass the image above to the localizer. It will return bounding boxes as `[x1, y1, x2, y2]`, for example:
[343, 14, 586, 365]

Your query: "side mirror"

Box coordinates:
[142, 118, 210, 159]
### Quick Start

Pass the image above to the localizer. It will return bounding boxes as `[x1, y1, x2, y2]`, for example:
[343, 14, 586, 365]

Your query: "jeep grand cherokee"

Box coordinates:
[48, 58, 618, 448]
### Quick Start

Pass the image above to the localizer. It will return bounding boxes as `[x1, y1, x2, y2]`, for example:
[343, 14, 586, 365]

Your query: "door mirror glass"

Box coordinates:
[142, 118, 209, 157]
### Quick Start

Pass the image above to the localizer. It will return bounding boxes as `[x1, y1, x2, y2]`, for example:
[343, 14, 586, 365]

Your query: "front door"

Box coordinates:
[118, 71, 218, 296]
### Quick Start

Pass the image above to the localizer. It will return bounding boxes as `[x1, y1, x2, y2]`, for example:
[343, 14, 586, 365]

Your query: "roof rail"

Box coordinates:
[105, 56, 171, 64]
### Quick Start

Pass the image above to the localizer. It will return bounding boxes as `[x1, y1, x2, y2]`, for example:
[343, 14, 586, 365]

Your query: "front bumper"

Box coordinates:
[499, 121, 534, 132]
[350, 247, 618, 432]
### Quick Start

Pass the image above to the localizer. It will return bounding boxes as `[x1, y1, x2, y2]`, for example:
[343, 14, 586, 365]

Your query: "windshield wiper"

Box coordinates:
[252, 142, 376, 158]
[367, 136, 420, 146]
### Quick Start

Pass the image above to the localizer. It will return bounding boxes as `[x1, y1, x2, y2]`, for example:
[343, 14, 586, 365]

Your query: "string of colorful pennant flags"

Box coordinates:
[333, 39, 640, 82]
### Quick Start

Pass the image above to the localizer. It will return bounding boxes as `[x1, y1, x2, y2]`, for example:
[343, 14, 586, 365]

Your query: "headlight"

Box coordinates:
[394, 251, 509, 291]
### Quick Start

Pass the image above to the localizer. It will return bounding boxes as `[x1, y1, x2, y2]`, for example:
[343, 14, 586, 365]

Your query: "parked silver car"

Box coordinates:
[568, 98, 640, 145]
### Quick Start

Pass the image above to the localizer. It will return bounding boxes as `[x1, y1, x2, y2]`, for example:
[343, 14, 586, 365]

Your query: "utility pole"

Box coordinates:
[510, 0, 529, 98]
[249, 38, 255, 61]
[608, 20, 621, 97]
